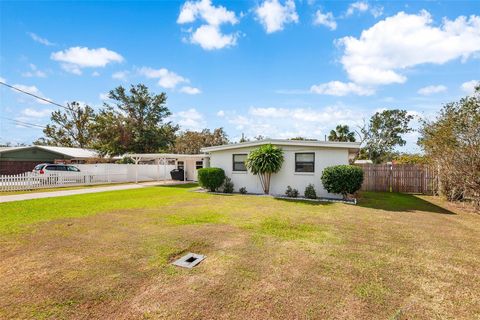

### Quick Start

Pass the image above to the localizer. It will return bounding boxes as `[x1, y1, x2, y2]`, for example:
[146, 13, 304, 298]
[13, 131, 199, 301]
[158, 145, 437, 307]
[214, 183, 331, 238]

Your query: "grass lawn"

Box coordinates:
[0, 182, 137, 196]
[0, 185, 479, 319]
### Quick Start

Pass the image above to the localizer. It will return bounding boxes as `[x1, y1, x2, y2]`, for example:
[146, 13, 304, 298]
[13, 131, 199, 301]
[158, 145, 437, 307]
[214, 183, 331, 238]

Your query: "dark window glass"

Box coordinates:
[45, 165, 57, 171]
[34, 164, 45, 170]
[67, 166, 80, 172]
[195, 161, 203, 169]
[295, 153, 315, 172]
[56, 165, 68, 171]
[177, 161, 184, 170]
[233, 154, 247, 171]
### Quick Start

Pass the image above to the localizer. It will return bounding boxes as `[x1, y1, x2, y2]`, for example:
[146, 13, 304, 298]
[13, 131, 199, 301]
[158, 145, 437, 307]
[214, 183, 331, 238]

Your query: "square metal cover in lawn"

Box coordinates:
[172, 253, 206, 268]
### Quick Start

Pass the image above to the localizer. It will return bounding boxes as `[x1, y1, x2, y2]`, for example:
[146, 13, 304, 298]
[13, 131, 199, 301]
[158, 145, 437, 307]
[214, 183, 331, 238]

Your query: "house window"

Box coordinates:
[195, 161, 203, 170]
[232, 154, 247, 172]
[295, 153, 315, 172]
[177, 161, 184, 170]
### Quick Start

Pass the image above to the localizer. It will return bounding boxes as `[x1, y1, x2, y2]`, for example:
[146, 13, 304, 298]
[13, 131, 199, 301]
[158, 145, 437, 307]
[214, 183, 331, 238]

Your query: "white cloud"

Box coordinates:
[345, 1, 383, 18]
[249, 107, 288, 118]
[190, 24, 238, 50]
[0, 76, 6, 83]
[177, 0, 238, 26]
[21, 64, 47, 78]
[249, 106, 359, 124]
[216, 110, 225, 117]
[27, 32, 55, 46]
[224, 105, 363, 139]
[461, 80, 479, 95]
[310, 81, 374, 96]
[179, 86, 202, 94]
[172, 108, 206, 131]
[370, 6, 383, 18]
[138, 67, 187, 89]
[338, 11, 480, 85]
[92, 71, 101, 77]
[417, 85, 447, 95]
[346, 1, 369, 16]
[99, 93, 110, 101]
[21, 108, 53, 118]
[255, 0, 298, 34]
[11, 84, 50, 105]
[112, 71, 129, 81]
[313, 10, 337, 30]
[177, 0, 239, 50]
[51, 47, 124, 75]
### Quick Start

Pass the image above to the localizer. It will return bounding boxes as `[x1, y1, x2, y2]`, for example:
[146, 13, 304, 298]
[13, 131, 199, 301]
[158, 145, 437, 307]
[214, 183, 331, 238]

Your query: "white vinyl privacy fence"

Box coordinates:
[0, 163, 177, 192]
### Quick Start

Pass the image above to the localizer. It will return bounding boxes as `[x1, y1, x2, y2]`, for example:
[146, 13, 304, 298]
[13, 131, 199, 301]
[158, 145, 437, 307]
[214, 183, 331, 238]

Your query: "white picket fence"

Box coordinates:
[0, 172, 124, 192]
[0, 163, 178, 192]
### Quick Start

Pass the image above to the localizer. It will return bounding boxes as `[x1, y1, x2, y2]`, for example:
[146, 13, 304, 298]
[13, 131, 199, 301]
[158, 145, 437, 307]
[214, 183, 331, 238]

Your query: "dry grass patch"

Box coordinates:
[0, 186, 479, 319]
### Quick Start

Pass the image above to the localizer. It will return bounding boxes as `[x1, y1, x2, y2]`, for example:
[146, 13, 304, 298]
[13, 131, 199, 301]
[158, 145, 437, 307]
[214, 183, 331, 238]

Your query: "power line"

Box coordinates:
[0, 81, 71, 110]
[0, 116, 46, 129]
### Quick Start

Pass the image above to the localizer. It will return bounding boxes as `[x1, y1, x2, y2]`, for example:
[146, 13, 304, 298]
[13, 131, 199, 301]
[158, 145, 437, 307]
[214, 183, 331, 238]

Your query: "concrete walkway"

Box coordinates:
[0, 181, 186, 203]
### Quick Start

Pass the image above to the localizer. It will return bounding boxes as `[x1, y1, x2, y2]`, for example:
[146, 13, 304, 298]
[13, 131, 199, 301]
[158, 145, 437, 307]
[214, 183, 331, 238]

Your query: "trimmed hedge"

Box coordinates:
[197, 167, 226, 192]
[321, 165, 364, 199]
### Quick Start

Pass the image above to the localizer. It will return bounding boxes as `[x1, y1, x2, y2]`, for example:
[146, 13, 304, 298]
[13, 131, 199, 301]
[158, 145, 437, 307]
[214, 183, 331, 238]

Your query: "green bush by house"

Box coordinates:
[197, 168, 226, 192]
[321, 165, 364, 199]
[304, 184, 317, 199]
[222, 177, 234, 193]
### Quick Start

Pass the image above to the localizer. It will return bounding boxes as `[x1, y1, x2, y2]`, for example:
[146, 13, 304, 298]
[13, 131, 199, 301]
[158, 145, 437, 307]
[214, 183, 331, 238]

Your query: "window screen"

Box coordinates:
[195, 161, 203, 169]
[233, 154, 247, 171]
[295, 153, 314, 172]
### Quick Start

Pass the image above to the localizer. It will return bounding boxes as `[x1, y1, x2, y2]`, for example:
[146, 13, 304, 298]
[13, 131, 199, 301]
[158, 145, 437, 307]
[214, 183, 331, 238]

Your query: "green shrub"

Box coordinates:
[321, 165, 364, 199]
[304, 184, 317, 199]
[239, 187, 247, 194]
[197, 168, 226, 192]
[222, 177, 234, 193]
[285, 186, 299, 198]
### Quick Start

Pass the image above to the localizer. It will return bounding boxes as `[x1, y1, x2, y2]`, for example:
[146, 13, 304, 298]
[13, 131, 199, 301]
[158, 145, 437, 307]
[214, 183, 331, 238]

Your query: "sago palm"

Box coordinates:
[245, 144, 284, 194]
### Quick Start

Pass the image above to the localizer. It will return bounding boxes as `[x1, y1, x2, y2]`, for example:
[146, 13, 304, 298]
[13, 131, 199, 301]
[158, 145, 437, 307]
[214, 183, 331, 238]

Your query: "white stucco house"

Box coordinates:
[201, 139, 361, 197]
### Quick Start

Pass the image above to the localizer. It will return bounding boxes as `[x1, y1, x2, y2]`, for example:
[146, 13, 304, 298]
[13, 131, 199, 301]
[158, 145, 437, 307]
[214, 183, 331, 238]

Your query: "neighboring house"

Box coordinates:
[201, 139, 360, 197]
[0, 146, 101, 175]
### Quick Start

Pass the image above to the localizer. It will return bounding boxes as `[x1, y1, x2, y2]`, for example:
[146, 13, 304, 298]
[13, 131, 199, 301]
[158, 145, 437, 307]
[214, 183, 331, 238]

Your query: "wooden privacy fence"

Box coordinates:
[356, 164, 438, 194]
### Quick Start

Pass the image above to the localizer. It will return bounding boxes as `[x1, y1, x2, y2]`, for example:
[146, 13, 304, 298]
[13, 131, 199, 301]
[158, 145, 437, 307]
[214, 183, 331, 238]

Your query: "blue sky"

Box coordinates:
[1, 0, 479, 152]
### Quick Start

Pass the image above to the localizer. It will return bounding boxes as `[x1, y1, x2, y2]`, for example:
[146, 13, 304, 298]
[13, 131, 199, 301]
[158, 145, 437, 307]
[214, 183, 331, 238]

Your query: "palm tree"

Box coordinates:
[328, 125, 356, 142]
[245, 144, 284, 194]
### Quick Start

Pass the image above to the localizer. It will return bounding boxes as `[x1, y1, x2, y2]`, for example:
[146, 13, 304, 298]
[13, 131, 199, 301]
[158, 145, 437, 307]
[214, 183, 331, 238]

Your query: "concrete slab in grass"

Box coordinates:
[172, 253, 206, 268]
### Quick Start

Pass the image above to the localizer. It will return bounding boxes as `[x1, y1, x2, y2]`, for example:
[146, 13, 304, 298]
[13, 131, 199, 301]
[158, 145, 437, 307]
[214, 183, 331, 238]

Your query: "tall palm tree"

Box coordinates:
[328, 125, 356, 142]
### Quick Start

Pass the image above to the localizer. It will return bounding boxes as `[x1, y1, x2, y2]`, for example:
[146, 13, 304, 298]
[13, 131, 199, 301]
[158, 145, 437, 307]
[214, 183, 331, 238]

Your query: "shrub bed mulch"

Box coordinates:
[193, 188, 357, 204]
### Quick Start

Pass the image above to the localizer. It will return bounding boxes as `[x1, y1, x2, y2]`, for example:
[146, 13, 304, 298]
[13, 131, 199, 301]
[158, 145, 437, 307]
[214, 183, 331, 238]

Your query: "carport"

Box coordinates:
[127, 153, 210, 183]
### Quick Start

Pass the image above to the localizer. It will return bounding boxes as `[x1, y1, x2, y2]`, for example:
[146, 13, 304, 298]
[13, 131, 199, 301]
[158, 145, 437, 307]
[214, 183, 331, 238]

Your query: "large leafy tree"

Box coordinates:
[418, 85, 480, 207]
[171, 128, 229, 154]
[245, 144, 284, 194]
[34, 102, 96, 148]
[360, 110, 413, 164]
[93, 84, 178, 156]
[328, 125, 356, 142]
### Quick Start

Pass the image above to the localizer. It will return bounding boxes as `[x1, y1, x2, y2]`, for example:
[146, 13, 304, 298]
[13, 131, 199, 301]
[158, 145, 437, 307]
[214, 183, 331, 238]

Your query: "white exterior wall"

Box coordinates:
[76, 163, 176, 182]
[209, 145, 349, 198]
